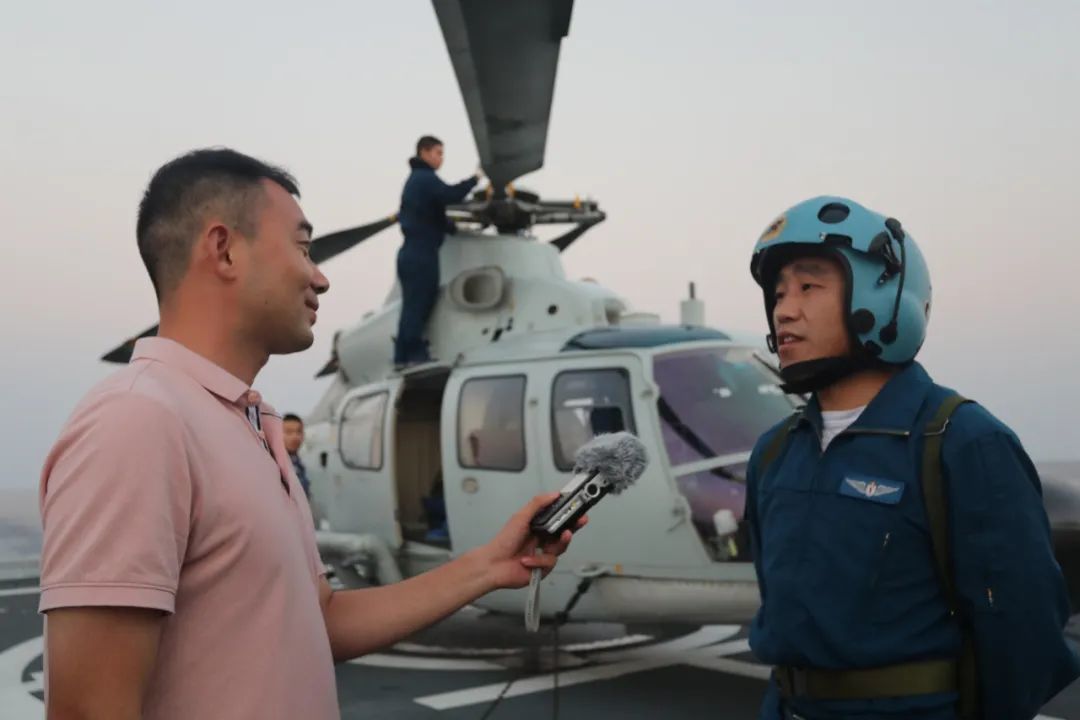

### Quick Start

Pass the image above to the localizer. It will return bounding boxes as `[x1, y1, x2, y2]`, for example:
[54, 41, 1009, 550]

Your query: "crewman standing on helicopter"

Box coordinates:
[394, 135, 483, 369]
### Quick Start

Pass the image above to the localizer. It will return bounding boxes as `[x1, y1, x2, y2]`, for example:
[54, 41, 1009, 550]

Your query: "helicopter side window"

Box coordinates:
[551, 369, 636, 472]
[458, 375, 527, 472]
[339, 392, 388, 470]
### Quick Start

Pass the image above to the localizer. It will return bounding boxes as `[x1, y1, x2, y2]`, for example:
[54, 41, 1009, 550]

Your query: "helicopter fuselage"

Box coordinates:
[299, 231, 799, 623]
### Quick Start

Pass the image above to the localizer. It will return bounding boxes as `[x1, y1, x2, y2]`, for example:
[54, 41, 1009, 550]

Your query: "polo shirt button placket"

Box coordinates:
[240, 390, 270, 452]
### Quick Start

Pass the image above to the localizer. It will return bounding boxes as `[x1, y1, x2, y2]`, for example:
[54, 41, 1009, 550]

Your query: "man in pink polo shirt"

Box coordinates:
[39, 148, 580, 720]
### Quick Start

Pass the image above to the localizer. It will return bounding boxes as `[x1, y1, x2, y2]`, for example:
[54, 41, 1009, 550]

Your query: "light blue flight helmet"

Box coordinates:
[750, 196, 931, 387]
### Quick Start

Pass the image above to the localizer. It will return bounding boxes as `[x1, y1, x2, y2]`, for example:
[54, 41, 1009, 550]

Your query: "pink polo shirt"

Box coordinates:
[39, 337, 339, 720]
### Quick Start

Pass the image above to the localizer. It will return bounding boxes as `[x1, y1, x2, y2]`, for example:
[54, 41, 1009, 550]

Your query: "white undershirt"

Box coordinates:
[820, 405, 866, 450]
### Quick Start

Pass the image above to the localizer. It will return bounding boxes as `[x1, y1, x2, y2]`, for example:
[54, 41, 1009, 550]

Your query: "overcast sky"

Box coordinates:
[2, 0, 1078, 490]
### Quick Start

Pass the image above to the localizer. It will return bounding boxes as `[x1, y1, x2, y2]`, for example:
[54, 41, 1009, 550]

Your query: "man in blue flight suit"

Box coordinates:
[283, 413, 310, 498]
[394, 135, 483, 369]
[744, 196, 1079, 719]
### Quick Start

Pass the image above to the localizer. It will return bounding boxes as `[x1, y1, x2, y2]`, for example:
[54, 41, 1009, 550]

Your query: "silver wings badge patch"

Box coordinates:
[845, 478, 900, 499]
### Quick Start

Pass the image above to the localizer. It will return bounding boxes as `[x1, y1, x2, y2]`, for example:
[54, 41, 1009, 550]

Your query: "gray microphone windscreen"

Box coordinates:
[572, 432, 648, 494]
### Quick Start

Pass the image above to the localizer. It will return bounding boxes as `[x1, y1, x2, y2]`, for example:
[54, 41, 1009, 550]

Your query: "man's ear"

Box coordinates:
[205, 222, 241, 281]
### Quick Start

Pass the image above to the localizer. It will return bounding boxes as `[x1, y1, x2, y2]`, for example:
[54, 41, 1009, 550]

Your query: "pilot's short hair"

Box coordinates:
[283, 413, 304, 426]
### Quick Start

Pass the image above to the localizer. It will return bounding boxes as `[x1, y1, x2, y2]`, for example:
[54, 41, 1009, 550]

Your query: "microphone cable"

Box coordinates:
[477, 576, 596, 720]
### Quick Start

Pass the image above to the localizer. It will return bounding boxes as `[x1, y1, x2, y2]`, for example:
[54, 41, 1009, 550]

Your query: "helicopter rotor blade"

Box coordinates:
[309, 215, 397, 265]
[433, 0, 573, 196]
[100, 324, 159, 363]
[549, 215, 605, 253]
[314, 356, 339, 379]
[101, 214, 398, 364]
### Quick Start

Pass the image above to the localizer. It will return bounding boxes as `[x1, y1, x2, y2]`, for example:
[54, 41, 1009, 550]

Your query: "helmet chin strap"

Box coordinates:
[779, 354, 879, 395]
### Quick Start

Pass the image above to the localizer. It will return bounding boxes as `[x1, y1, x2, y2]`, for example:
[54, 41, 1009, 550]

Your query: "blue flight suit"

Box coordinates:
[746, 362, 1079, 719]
[289, 452, 310, 499]
[394, 157, 478, 365]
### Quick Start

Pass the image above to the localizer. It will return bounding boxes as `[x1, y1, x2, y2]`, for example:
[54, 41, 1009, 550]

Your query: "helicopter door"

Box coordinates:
[526, 357, 712, 569]
[442, 371, 542, 553]
[393, 368, 451, 546]
[333, 381, 402, 548]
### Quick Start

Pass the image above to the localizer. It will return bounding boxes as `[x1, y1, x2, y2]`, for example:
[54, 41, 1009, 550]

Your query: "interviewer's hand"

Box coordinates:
[472, 493, 587, 591]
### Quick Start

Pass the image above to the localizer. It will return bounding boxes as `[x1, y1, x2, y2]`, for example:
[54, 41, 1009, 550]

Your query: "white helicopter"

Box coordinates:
[291, 0, 800, 625]
[100, 0, 1080, 624]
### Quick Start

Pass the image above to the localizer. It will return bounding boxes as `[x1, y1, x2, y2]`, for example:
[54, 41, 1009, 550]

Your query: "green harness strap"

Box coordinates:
[921, 394, 977, 719]
[758, 413, 800, 477]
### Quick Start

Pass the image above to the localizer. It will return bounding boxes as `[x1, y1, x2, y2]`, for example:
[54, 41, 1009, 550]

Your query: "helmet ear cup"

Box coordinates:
[851, 309, 876, 335]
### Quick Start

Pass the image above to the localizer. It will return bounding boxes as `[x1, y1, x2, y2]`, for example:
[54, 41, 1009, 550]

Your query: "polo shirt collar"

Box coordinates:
[131, 337, 254, 406]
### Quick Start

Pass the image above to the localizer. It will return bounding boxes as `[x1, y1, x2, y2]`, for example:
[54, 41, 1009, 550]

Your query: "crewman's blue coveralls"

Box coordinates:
[746, 362, 1080, 719]
[394, 158, 478, 365]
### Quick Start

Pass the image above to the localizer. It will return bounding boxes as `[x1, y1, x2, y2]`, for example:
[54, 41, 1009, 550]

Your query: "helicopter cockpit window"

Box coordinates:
[339, 392, 388, 470]
[458, 375, 527, 472]
[653, 347, 796, 467]
[551, 369, 636, 472]
[653, 347, 797, 562]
